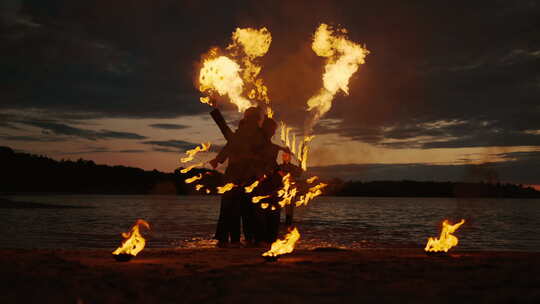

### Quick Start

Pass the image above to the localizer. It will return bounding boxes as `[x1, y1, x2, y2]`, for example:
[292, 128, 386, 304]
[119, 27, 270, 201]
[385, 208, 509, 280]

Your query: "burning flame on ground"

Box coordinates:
[185, 173, 203, 184]
[181, 143, 211, 163]
[425, 219, 466, 253]
[306, 23, 369, 130]
[217, 183, 236, 194]
[112, 219, 150, 257]
[262, 227, 301, 257]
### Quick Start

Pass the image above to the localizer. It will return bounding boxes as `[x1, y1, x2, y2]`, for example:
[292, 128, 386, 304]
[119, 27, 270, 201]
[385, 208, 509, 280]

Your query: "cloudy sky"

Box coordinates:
[1, 0, 539, 187]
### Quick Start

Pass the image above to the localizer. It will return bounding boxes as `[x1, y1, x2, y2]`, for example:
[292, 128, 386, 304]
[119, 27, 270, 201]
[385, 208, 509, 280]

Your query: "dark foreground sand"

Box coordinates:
[1, 248, 539, 304]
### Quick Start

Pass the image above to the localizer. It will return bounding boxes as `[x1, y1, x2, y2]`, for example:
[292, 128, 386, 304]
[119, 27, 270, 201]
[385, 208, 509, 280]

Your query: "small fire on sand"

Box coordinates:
[425, 219, 465, 256]
[112, 219, 150, 262]
[262, 227, 300, 261]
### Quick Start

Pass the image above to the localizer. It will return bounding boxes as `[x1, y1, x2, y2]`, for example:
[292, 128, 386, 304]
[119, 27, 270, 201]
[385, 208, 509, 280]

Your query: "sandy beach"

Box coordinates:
[1, 247, 539, 303]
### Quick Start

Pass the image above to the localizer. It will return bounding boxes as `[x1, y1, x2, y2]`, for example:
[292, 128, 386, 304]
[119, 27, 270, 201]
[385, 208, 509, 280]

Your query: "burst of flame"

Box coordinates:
[244, 180, 260, 193]
[217, 183, 236, 194]
[261, 203, 270, 209]
[198, 27, 272, 113]
[206, 189, 211, 194]
[425, 219, 466, 253]
[228, 27, 272, 105]
[252, 195, 271, 203]
[181, 143, 211, 163]
[180, 162, 204, 174]
[185, 173, 203, 184]
[306, 23, 369, 130]
[262, 227, 301, 257]
[112, 219, 150, 257]
[195, 184, 204, 191]
[199, 55, 253, 112]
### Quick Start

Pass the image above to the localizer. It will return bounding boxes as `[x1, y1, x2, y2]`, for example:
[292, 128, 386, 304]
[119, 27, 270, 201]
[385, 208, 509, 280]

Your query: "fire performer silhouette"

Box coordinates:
[252, 117, 302, 244]
[209, 107, 266, 247]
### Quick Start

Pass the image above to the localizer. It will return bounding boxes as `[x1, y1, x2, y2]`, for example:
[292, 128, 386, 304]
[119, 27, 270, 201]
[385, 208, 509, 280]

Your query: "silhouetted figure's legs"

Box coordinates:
[285, 203, 294, 226]
[241, 195, 255, 244]
[215, 190, 242, 246]
[266, 208, 280, 243]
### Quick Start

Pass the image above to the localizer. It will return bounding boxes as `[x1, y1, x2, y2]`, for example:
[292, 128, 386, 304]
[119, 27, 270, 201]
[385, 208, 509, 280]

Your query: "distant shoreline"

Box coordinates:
[2, 146, 540, 198]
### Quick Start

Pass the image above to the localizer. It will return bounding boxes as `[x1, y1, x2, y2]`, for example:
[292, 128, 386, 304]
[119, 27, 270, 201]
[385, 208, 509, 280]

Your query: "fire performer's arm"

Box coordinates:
[210, 108, 234, 141]
[209, 143, 230, 169]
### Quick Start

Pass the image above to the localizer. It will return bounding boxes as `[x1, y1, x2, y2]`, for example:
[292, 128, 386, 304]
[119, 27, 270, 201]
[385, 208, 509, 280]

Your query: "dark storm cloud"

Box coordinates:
[0, 0, 538, 150]
[149, 123, 189, 130]
[310, 150, 540, 184]
[289, 1, 540, 149]
[142, 140, 198, 151]
[57, 147, 147, 155]
[17, 120, 147, 140]
[0, 134, 66, 142]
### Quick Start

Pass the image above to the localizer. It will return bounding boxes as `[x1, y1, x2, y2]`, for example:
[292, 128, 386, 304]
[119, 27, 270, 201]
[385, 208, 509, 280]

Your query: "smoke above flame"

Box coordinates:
[306, 23, 369, 131]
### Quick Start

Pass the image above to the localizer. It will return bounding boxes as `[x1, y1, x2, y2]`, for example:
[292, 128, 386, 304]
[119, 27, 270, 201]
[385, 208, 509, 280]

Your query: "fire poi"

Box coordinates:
[112, 219, 150, 262]
[425, 219, 466, 255]
[262, 227, 301, 261]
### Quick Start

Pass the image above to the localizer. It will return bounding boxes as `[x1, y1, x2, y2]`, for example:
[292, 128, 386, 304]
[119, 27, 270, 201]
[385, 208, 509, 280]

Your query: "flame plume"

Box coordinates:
[306, 23, 369, 130]
[112, 219, 150, 257]
[262, 227, 301, 257]
[198, 27, 272, 113]
[199, 55, 252, 112]
[425, 219, 466, 253]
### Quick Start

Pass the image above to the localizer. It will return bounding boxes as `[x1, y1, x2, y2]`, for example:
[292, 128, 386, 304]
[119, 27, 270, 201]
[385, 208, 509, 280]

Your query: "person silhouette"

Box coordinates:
[210, 107, 266, 247]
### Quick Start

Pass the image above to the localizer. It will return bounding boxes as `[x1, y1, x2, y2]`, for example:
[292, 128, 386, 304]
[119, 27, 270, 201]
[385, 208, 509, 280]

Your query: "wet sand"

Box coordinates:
[1, 248, 539, 303]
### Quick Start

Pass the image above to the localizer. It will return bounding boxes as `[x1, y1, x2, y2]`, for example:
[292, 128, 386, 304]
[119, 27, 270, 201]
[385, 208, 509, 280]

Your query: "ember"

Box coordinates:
[425, 219, 465, 254]
[112, 219, 150, 261]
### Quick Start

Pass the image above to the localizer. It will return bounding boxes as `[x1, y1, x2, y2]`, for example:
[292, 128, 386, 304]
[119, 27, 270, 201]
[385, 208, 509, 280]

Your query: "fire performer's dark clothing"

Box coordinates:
[215, 187, 248, 244]
[213, 118, 266, 244]
[214, 121, 267, 184]
[251, 141, 284, 243]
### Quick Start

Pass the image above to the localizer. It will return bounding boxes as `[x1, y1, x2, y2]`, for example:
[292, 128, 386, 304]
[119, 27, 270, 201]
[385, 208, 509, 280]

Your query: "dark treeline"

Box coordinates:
[0, 146, 223, 195]
[1, 146, 539, 198]
[326, 180, 540, 198]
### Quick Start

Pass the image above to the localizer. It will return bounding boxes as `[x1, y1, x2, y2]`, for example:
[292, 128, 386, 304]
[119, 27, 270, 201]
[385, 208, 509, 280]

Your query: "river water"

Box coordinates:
[1, 195, 539, 251]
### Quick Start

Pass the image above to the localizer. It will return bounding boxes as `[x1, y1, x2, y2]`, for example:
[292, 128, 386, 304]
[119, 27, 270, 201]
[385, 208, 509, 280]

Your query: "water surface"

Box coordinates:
[1, 195, 539, 251]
